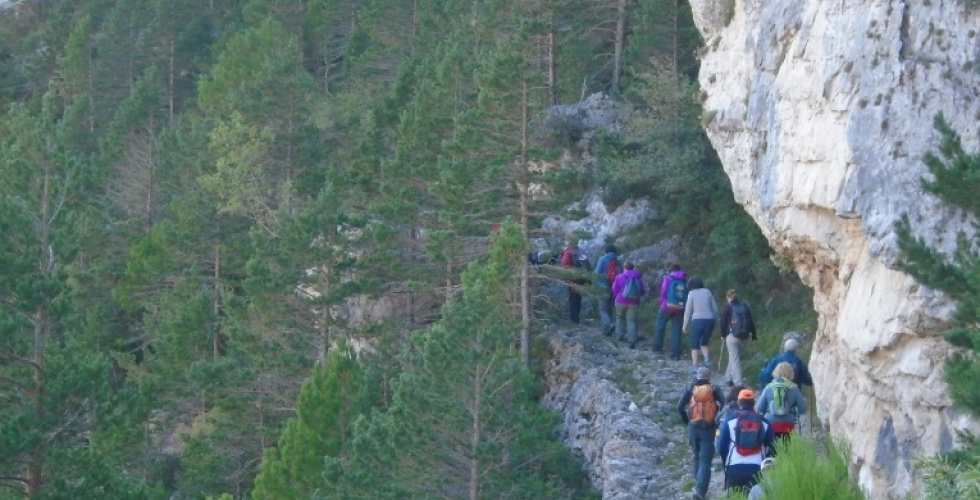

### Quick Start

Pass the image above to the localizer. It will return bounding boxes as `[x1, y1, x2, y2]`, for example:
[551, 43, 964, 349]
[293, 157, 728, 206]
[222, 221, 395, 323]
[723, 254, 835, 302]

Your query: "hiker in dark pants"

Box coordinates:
[593, 244, 619, 336]
[561, 241, 585, 323]
[717, 389, 774, 494]
[678, 367, 725, 500]
[653, 264, 687, 359]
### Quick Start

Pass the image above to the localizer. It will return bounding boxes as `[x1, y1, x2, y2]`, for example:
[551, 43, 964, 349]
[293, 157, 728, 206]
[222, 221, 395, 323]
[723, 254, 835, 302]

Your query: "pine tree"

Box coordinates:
[251, 341, 378, 500]
[326, 223, 591, 500]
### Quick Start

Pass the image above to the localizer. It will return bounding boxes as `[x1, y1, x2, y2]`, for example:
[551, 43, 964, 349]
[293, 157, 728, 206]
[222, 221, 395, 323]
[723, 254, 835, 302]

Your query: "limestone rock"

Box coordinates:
[687, 1, 980, 497]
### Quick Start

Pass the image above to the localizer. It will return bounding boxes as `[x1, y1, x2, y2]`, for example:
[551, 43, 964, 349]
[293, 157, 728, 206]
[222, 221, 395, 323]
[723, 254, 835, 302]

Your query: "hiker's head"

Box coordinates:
[726, 385, 745, 404]
[624, 261, 635, 271]
[737, 389, 756, 408]
[773, 361, 795, 381]
[695, 366, 711, 382]
[761, 458, 775, 471]
[670, 264, 681, 272]
[784, 338, 800, 352]
[726, 289, 738, 301]
[688, 276, 704, 289]
[605, 244, 617, 254]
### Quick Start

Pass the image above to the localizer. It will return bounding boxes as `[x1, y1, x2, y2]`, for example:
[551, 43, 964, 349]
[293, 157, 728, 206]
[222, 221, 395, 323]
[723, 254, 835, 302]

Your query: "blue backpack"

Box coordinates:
[733, 410, 766, 456]
[665, 275, 687, 312]
[623, 276, 642, 300]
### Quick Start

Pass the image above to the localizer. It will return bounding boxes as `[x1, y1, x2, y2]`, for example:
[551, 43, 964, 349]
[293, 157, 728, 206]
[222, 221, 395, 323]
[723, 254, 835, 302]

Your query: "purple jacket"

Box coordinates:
[659, 270, 687, 311]
[612, 269, 645, 305]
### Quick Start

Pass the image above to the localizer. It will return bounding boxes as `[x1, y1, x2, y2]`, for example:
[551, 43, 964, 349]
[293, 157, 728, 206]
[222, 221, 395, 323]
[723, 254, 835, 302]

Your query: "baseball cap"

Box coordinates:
[738, 389, 756, 400]
[696, 366, 711, 380]
[784, 338, 799, 351]
[761, 458, 775, 470]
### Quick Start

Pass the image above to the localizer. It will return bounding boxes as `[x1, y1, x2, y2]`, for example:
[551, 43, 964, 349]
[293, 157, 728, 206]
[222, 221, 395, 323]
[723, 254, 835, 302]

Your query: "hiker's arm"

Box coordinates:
[799, 362, 814, 386]
[719, 305, 731, 336]
[754, 391, 767, 415]
[794, 388, 808, 415]
[677, 388, 692, 424]
[717, 423, 730, 456]
[747, 306, 758, 340]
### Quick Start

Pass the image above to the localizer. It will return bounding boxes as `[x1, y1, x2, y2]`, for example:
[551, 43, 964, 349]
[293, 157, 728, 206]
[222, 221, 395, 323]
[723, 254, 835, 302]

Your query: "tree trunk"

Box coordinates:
[468, 362, 482, 500]
[611, 0, 628, 93]
[319, 263, 332, 362]
[213, 239, 221, 359]
[519, 82, 532, 370]
[547, 29, 557, 105]
[26, 168, 54, 497]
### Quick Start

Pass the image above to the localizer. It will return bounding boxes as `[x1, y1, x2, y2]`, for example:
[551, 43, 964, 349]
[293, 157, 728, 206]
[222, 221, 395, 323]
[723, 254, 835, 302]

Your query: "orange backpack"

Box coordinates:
[688, 384, 717, 425]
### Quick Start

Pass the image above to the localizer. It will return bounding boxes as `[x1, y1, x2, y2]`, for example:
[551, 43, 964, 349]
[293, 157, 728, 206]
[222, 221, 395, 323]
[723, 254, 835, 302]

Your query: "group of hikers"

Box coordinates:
[555, 241, 814, 499]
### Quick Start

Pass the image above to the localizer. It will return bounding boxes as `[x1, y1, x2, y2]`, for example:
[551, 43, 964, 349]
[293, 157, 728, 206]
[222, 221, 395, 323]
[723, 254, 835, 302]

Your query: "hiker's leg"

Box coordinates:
[689, 319, 704, 364]
[727, 335, 743, 385]
[695, 427, 715, 498]
[568, 286, 581, 323]
[599, 291, 614, 333]
[626, 304, 638, 346]
[615, 303, 627, 339]
[670, 313, 683, 359]
[653, 309, 668, 352]
[688, 424, 700, 478]
[693, 319, 713, 365]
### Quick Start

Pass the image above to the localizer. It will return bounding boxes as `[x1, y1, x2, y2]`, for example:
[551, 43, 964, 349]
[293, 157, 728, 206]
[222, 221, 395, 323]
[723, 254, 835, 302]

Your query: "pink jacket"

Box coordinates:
[612, 269, 645, 305]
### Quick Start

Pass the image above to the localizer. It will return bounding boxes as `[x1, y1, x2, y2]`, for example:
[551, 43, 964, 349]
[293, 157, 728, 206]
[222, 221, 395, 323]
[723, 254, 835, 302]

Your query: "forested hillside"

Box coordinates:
[0, 1, 812, 498]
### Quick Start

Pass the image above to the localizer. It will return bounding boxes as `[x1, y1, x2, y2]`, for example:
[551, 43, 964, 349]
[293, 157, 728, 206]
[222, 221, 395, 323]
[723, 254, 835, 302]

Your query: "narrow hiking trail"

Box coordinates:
[542, 319, 818, 499]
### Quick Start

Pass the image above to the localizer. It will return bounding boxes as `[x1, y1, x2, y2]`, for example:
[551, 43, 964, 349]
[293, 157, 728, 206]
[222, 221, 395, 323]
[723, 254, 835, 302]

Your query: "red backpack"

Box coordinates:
[605, 258, 621, 287]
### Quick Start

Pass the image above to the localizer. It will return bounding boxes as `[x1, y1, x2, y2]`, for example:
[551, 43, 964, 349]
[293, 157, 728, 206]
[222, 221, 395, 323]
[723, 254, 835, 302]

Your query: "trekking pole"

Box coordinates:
[717, 336, 725, 373]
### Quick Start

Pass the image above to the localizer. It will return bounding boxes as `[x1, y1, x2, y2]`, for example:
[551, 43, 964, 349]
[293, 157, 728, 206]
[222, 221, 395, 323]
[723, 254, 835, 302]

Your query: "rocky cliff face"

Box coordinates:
[688, 1, 980, 497]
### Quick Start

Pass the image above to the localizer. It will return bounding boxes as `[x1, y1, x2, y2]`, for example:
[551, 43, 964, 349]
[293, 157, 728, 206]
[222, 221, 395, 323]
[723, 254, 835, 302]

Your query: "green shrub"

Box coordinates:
[726, 435, 865, 499]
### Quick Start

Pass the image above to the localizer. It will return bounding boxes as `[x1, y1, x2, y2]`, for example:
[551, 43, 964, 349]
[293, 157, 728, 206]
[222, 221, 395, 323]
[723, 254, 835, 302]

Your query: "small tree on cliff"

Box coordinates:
[895, 114, 980, 494]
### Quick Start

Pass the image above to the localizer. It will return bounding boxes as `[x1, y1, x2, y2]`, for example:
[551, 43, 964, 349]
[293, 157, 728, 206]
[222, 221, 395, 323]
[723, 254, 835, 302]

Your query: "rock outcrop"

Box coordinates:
[541, 323, 731, 499]
[688, 1, 980, 497]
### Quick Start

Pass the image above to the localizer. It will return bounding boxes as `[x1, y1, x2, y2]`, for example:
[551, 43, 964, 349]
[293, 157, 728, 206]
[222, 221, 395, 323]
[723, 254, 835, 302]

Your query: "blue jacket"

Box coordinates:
[759, 351, 813, 387]
[594, 252, 618, 288]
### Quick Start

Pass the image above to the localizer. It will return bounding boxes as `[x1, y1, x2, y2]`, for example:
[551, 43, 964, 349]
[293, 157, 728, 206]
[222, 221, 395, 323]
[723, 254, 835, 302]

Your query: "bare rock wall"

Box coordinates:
[688, 1, 980, 497]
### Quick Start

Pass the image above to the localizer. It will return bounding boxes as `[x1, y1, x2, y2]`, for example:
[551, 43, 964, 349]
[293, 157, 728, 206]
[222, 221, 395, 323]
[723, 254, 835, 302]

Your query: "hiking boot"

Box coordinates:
[703, 357, 711, 367]
[726, 380, 734, 387]
[603, 326, 614, 337]
[628, 341, 636, 349]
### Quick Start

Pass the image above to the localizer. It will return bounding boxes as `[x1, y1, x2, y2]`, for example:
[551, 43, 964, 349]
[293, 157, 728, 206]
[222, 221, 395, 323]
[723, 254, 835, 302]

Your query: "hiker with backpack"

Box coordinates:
[716, 384, 747, 429]
[720, 289, 757, 387]
[682, 276, 717, 374]
[593, 244, 621, 336]
[717, 389, 774, 493]
[561, 241, 588, 324]
[759, 338, 813, 387]
[677, 366, 725, 500]
[653, 264, 688, 360]
[611, 261, 645, 349]
[755, 362, 807, 449]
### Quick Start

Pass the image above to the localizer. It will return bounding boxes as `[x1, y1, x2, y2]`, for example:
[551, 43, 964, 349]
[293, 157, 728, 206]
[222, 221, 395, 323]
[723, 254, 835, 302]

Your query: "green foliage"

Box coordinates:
[321, 223, 595, 499]
[896, 115, 980, 415]
[729, 436, 864, 500]
[895, 115, 980, 492]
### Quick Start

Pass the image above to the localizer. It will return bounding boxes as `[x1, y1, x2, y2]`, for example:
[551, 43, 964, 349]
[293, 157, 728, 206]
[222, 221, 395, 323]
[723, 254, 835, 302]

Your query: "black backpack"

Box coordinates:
[728, 302, 750, 339]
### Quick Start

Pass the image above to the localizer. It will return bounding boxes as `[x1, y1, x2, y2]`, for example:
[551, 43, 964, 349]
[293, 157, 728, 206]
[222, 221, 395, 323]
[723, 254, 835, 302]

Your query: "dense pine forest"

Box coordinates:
[0, 1, 814, 498]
